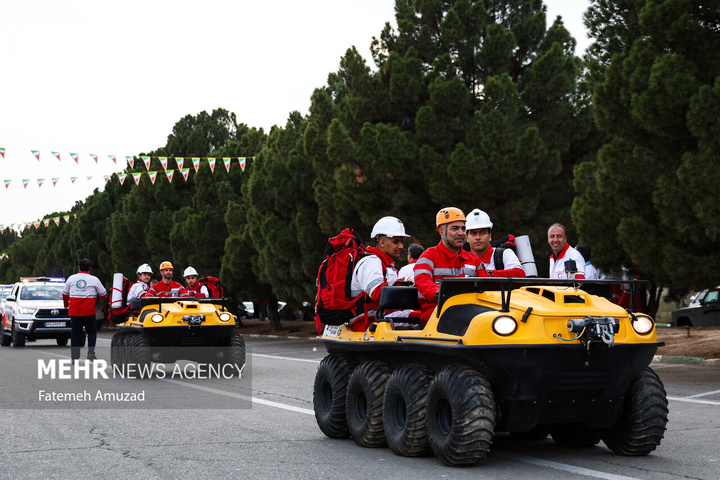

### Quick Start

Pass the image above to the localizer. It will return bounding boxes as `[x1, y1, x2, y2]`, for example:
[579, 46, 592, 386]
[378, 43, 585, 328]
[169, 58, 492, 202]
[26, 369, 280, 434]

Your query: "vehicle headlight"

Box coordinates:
[218, 312, 232, 322]
[632, 314, 654, 335]
[17, 306, 37, 315]
[151, 314, 164, 323]
[492, 315, 518, 336]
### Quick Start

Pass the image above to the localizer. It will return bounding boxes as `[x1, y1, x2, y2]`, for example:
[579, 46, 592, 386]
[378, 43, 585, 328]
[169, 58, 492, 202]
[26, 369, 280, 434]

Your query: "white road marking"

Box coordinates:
[688, 389, 720, 399]
[668, 396, 720, 406]
[495, 453, 641, 480]
[251, 353, 320, 364]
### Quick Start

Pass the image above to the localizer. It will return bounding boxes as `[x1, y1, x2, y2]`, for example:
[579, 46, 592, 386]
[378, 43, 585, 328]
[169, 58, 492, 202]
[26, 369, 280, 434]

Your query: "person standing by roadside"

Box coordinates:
[63, 258, 107, 361]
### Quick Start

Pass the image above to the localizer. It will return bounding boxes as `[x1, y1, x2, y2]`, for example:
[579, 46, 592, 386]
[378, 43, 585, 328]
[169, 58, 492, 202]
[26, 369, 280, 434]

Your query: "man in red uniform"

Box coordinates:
[414, 207, 489, 324]
[144, 261, 182, 297]
[466, 208, 525, 278]
[63, 258, 107, 361]
[179, 266, 208, 298]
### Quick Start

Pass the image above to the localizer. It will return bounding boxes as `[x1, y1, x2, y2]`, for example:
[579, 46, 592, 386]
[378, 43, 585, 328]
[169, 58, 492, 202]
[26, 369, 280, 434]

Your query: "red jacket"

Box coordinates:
[144, 280, 183, 297]
[414, 242, 488, 323]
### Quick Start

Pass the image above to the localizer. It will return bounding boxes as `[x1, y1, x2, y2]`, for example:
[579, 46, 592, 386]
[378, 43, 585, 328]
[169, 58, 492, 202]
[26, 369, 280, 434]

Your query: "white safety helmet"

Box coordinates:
[466, 209, 493, 231]
[370, 216, 410, 239]
[183, 266, 198, 277]
[136, 263, 153, 275]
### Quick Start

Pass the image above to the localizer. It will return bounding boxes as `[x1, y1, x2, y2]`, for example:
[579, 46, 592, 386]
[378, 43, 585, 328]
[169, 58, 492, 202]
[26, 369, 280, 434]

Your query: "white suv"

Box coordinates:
[1, 277, 70, 347]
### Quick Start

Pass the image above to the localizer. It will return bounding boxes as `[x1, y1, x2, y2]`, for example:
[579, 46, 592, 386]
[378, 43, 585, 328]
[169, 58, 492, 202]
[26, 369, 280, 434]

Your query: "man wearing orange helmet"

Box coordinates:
[144, 261, 183, 297]
[414, 207, 489, 324]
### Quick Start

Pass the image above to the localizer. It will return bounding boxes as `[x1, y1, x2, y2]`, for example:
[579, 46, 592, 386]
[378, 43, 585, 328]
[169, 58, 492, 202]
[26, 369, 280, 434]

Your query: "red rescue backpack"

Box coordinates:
[108, 275, 135, 326]
[198, 276, 224, 298]
[490, 234, 517, 271]
[314, 228, 368, 334]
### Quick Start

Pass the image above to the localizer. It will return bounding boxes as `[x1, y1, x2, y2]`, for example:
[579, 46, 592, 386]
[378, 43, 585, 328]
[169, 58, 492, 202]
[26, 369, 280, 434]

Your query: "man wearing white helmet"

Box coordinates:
[127, 263, 153, 302]
[349, 216, 409, 330]
[180, 266, 209, 298]
[466, 209, 525, 278]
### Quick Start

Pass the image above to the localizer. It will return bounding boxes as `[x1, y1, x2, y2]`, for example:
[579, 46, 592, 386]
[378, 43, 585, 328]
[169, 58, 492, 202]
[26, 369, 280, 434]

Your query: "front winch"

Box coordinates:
[554, 316, 619, 347]
[182, 314, 206, 327]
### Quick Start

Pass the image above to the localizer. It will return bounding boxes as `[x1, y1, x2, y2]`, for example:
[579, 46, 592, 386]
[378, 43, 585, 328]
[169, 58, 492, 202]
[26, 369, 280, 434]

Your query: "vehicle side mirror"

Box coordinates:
[6, 296, 15, 302]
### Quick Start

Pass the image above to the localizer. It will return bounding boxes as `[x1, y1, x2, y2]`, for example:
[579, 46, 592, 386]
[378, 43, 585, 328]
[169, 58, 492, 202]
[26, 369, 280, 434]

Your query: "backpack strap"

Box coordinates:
[493, 246, 505, 271]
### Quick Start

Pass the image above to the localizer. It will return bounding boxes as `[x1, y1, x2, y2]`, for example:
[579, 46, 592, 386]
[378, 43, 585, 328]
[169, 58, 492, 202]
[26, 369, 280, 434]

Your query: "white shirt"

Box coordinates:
[127, 281, 149, 302]
[397, 262, 415, 280]
[584, 262, 599, 280]
[350, 255, 398, 299]
[549, 244, 586, 279]
[482, 247, 523, 273]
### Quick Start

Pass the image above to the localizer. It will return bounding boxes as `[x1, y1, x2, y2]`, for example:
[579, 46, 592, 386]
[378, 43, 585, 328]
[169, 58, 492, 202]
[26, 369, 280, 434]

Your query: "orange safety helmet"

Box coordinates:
[436, 207, 466, 227]
[159, 261, 174, 271]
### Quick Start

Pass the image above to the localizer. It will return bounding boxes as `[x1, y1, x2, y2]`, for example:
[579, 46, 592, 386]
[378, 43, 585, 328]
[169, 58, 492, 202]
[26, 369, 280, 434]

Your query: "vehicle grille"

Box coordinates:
[35, 308, 69, 318]
[551, 369, 611, 398]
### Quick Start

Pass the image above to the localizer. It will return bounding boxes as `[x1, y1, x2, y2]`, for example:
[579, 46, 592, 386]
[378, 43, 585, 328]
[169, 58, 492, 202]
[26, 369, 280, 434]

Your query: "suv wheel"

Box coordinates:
[1, 328, 11, 347]
[12, 322, 25, 348]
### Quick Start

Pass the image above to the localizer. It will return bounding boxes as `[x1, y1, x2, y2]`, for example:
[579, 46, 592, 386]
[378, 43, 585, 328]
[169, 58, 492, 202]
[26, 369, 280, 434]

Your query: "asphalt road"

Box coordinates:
[0, 334, 718, 480]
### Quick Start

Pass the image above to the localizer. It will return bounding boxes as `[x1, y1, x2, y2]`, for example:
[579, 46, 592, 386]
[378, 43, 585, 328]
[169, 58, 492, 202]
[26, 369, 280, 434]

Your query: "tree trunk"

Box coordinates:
[268, 298, 282, 332]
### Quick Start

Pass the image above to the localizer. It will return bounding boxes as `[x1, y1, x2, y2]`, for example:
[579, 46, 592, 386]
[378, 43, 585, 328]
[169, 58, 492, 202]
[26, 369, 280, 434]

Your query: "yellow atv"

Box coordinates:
[313, 278, 668, 466]
[110, 296, 245, 378]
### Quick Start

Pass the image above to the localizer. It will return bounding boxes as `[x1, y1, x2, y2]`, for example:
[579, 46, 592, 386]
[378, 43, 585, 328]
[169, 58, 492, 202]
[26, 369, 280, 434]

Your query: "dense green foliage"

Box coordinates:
[2, 0, 714, 321]
[574, 0, 720, 309]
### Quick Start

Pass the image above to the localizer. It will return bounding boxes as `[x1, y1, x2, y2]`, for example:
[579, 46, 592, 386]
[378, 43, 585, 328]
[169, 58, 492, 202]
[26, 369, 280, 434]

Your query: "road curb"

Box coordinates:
[653, 355, 720, 366]
[240, 333, 320, 340]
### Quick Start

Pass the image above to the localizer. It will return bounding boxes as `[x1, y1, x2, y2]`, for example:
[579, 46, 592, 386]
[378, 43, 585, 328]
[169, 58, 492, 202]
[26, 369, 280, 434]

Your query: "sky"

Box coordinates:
[0, 0, 591, 230]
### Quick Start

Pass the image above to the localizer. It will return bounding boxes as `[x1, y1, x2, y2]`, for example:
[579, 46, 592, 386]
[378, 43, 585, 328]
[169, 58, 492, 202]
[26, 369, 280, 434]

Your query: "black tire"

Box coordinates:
[126, 333, 151, 378]
[1, 330, 11, 347]
[313, 354, 358, 439]
[110, 332, 125, 367]
[601, 367, 669, 455]
[383, 363, 433, 457]
[549, 426, 601, 447]
[56, 337, 68, 346]
[426, 365, 496, 466]
[227, 334, 246, 375]
[12, 324, 25, 348]
[346, 361, 393, 448]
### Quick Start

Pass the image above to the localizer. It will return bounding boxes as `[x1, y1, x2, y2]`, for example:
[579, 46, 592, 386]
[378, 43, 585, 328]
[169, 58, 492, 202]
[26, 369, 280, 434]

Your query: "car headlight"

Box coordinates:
[492, 315, 518, 336]
[17, 306, 37, 315]
[632, 314, 654, 335]
[151, 314, 164, 323]
[218, 312, 232, 322]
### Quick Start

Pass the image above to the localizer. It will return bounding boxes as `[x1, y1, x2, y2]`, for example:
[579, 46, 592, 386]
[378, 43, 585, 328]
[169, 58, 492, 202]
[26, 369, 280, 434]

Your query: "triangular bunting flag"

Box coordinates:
[43, 219, 50, 227]
[191, 157, 200, 171]
[71, 177, 78, 184]
[181, 168, 190, 181]
[103, 175, 111, 183]
[22, 179, 30, 189]
[0, 148, 5, 159]
[4, 180, 10, 189]
[90, 154, 98, 163]
[63, 215, 70, 223]
[239, 157, 246, 172]
[118, 173, 127, 185]
[53, 217, 60, 226]
[109, 155, 117, 164]
[223, 157, 231, 172]
[166, 170, 174, 183]
[141, 156, 151, 170]
[159, 157, 168, 170]
[148, 171, 158, 184]
[208, 157, 216, 172]
[71, 153, 79, 163]
[52, 178, 60, 187]
[126, 156, 134, 168]
[34, 221, 41, 229]
[52, 151, 61, 161]
[32, 150, 40, 161]
[37, 179, 45, 188]
[132, 172, 143, 185]
[176, 157, 184, 169]
[86, 176, 93, 180]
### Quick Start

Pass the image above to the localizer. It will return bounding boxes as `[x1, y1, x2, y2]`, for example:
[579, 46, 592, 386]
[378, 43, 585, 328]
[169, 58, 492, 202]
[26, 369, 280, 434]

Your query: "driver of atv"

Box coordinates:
[414, 207, 489, 324]
[143, 261, 183, 297]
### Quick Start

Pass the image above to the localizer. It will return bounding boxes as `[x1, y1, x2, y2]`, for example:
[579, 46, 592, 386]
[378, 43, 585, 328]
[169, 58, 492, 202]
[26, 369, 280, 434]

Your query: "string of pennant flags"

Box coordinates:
[0, 148, 254, 234]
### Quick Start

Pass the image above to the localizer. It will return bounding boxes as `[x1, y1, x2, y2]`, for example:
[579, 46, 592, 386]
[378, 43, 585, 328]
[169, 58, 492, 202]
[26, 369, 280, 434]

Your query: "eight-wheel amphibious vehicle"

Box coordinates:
[110, 296, 245, 378]
[313, 278, 668, 466]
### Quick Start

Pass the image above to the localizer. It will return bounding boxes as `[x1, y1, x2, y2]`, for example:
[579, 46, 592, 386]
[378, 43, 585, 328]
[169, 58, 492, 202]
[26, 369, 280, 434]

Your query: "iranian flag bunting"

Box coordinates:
[126, 156, 134, 168]
[142, 156, 151, 170]
[103, 175, 111, 183]
[4, 180, 10, 189]
[109, 154, 117, 164]
[71, 153, 79, 163]
[223, 157, 231, 172]
[191, 157, 200, 171]
[148, 171, 158, 184]
[239, 157, 246, 172]
[176, 157, 184, 169]
[118, 173, 127, 185]
[52, 151, 61, 161]
[132, 172, 142, 185]
[34, 222, 41, 229]
[70, 176, 78, 184]
[159, 157, 168, 170]
[181, 168, 190, 181]
[52, 178, 60, 187]
[166, 170, 174, 183]
[208, 157, 216, 172]
[0, 148, 5, 159]
[37, 178, 44, 188]
[63, 215, 70, 223]
[86, 176, 93, 180]
[32, 150, 40, 161]
[90, 154, 98, 163]
[43, 219, 50, 227]
[53, 217, 60, 226]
